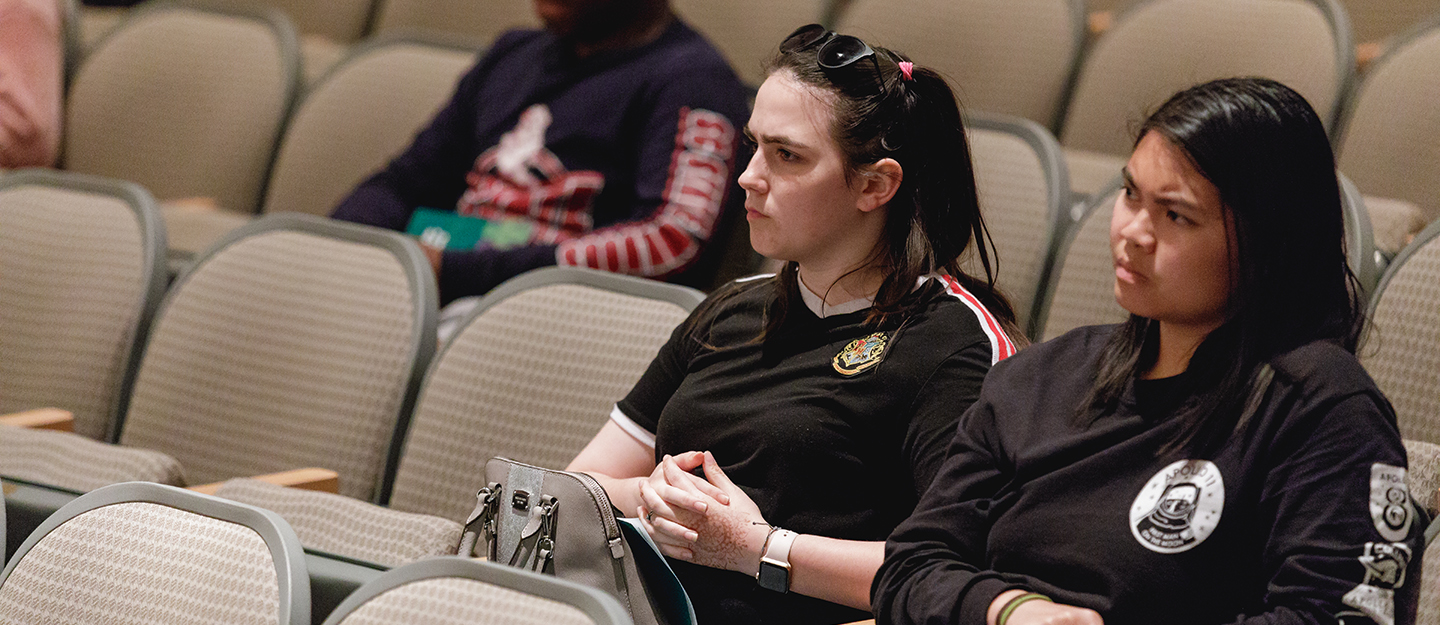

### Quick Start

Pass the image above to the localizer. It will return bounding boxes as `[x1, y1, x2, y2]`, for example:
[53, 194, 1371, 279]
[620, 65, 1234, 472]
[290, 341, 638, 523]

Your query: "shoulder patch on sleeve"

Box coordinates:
[1369, 463, 1412, 541]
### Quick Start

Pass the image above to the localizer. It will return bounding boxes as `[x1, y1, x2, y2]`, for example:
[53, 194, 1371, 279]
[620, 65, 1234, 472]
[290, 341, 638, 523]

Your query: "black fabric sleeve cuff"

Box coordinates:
[437, 244, 559, 304]
[964, 578, 1025, 625]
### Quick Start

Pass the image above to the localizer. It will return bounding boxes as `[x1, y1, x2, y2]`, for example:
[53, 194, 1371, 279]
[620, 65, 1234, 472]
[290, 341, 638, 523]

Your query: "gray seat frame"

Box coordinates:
[965, 111, 1071, 338]
[321, 556, 632, 625]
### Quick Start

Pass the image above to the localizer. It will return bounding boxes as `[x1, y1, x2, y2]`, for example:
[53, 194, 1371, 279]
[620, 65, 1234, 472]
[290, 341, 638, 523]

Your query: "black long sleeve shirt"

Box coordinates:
[874, 325, 1424, 625]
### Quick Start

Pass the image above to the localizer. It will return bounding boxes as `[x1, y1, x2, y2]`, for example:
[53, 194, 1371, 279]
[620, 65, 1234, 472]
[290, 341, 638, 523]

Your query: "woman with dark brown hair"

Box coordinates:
[568, 24, 1022, 624]
[874, 78, 1424, 625]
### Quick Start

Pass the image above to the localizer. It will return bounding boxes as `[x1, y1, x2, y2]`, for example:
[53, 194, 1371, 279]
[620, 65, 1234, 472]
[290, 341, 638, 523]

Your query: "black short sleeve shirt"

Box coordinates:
[615, 275, 1015, 624]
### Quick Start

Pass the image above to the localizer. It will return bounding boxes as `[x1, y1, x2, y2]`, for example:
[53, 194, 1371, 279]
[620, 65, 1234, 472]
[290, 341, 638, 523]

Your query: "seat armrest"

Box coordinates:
[0, 408, 75, 432]
[190, 467, 339, 495]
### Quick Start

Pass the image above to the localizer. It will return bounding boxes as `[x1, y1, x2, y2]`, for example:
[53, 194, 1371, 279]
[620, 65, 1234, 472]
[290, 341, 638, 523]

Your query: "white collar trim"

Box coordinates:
[798, 273, 874, 318]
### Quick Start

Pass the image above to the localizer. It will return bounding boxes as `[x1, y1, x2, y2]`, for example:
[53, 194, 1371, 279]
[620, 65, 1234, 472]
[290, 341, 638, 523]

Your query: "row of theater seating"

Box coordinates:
[2, 145, 1440, 584]
[0, 168, 709, 616]
[50, 1, 1440, 284]
[1, 162, 1439, 622]
[0, 481, 632, 624]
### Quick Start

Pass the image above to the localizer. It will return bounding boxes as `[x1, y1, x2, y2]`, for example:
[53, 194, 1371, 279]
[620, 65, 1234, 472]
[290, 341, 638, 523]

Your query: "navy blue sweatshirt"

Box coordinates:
[332, 20, 749, 303]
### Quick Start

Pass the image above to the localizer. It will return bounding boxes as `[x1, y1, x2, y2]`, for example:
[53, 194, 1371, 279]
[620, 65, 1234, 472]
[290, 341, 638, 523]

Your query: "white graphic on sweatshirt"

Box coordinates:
[1130, 460, 1224, 554]
[1369, 463, 1412, 542]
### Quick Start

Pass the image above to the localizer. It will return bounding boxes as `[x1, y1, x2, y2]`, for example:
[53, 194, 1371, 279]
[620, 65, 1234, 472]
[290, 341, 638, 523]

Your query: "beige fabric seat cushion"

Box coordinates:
[216, 478, 461, 568]
[671, 0, 827, 86]
[1363, 229, 1440, 444]
[965, 120, 1065, 331]
[1040, 188, 1129, 341]
[0, 425, 183, 491]
[1409, 440, 1440, 625]
[1363, 195, 1428, 256]
[64, 5, 293, 215]
[836, 0, 1081, 127]
[1063, 148, 1126, 198]
[0, 501, 280, 624]
[334, 576, 600, 625]
[263, 41, 475, 217]
[1404, 439, 1440, 516]
[1061, 0, 1344, 157]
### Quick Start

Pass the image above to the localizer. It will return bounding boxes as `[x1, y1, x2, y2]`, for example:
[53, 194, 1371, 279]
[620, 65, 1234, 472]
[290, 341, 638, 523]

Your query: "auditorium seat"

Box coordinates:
[834, 0, 1084, 130]
[63, 2, 300, 254]
[1336, 16, 1440, 252]
[0, 215, 437, 504]
[263, 37, 477, 218]
[320, 557, 630, 625]
[1362, 218, 1440, 445]
[670, 0, 828, 86]
[964, 112, 1071, 337]
[1057, 0, 1353, 196]
[0, 170, 165, 441]
[0, 481, 309, 625]
[204, 266, 698, 568]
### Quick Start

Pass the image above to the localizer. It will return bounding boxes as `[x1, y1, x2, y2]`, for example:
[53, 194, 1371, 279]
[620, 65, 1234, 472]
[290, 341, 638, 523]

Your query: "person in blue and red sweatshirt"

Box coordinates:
[331, 0, 750, 304]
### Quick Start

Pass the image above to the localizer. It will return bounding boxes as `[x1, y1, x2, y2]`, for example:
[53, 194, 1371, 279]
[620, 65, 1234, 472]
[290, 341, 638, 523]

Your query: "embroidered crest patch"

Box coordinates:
[1369, 464, 1412, 542]
[1129, 460, 1224, 554]
[833, 332, 889, 376]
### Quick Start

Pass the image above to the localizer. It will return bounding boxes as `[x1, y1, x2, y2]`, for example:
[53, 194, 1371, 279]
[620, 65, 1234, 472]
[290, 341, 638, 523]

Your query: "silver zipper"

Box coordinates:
[570, 470, 626, 559]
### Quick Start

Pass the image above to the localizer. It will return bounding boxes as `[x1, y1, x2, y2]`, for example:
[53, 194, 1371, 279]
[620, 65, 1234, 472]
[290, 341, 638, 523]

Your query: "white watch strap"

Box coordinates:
[764, 528, 799, 566]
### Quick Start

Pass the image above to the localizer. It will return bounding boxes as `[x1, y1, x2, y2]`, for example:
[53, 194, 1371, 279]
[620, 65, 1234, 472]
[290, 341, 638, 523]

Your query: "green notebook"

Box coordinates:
[404, 208, 537, 251]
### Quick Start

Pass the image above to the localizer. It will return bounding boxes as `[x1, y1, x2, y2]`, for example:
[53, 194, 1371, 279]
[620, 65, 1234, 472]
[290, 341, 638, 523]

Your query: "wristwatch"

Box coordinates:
[756, 528, 799, 593]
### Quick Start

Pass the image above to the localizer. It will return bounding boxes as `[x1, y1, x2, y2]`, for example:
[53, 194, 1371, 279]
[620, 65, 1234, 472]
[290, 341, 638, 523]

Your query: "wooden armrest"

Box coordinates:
[0, 408, 75, 432]
[1087, 10, 1113, 38]
[189, 467, 340, 495]
[1356, 41, 1383, 72]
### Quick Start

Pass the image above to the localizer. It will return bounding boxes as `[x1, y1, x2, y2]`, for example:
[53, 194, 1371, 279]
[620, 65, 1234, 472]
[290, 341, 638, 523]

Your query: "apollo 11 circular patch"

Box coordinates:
[1130, 459, 1225, 554]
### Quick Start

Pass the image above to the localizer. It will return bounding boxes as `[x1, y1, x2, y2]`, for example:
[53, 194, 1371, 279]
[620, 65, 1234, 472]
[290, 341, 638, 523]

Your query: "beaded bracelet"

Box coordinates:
[997, 592, 1052, 625]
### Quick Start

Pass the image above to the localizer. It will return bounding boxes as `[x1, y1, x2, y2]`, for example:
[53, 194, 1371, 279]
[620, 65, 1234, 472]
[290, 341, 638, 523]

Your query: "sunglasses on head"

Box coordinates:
[780, 24, 885, 94]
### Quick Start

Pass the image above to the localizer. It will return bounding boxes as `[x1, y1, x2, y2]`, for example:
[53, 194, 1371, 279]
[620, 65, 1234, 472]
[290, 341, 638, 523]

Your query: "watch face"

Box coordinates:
[757, 561, 789, 592]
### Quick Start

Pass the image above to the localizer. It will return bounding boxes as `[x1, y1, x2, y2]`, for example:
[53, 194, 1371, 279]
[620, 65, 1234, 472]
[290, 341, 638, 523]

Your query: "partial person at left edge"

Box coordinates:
[330, 0, 751, 305]
[0, 0, 63, 169]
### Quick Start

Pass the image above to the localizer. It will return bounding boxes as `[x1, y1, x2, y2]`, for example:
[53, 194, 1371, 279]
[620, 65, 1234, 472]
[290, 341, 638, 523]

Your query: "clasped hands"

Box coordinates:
[635, 450, 773, 576]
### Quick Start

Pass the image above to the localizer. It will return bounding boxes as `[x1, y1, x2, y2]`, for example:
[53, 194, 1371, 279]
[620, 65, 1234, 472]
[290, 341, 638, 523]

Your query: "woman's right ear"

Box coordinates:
[857, 158, 903, 213]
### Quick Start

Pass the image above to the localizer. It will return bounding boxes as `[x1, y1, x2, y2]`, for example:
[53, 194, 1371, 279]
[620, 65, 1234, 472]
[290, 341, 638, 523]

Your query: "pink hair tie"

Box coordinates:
[898, 61, 914, 81]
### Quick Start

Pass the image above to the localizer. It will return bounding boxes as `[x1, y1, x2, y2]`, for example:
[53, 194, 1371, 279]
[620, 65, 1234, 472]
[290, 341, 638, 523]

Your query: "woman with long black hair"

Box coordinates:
[568, 24, 1022, 624]
[873, 77, 1424, 625]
